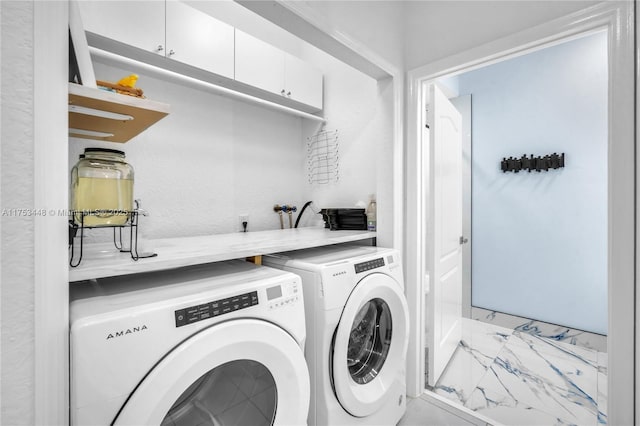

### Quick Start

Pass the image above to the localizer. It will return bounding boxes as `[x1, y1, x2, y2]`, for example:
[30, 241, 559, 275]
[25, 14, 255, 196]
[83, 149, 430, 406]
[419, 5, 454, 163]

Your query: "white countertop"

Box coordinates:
[69, 227, 376, 282]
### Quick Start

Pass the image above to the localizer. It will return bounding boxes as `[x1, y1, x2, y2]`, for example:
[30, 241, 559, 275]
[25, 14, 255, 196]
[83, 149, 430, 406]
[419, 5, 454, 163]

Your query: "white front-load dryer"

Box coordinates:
[70, 260, 310, 426]
[264, 245, 409, 426]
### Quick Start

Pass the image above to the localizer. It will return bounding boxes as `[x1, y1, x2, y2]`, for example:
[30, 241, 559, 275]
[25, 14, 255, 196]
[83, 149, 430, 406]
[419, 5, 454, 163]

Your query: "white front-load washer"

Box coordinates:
[264, 245, 409, 426]
[70, 260, 310, 426]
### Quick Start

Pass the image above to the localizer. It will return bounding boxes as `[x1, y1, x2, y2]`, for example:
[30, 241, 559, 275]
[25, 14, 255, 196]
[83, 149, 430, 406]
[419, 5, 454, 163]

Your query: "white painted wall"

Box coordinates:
[1, 2, 35, 424]
[269, 0, 404, 246]
[201, 1, 390, 237]
[300, 47, 381, 226]
[460, 31, 608, 334]
[0, 0, 3, 416]
[70, 61, 307, 238]
[70, 3, 384, 242]
[404, 0, 598, 70]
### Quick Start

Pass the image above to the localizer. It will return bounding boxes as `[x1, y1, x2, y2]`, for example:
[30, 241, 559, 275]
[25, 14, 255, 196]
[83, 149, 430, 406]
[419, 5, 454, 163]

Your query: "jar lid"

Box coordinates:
[84, 147, 125, 156]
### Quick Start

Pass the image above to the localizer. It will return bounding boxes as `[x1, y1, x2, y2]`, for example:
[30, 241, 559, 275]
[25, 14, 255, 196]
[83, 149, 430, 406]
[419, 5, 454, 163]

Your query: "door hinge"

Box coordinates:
[459, 236, 468, 245]
[424, 347, 430, 388]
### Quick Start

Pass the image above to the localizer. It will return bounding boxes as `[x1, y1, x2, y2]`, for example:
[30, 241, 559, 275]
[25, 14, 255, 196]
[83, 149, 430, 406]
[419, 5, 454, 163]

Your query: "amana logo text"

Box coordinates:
[106, 325, 148, 340]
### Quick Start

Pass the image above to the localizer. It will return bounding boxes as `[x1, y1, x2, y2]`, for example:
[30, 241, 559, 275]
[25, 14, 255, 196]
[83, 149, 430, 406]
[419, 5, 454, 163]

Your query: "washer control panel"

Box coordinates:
[174, 291, 258, 328]
[354, 257, 385, 274]
[268, 282, 300, 310]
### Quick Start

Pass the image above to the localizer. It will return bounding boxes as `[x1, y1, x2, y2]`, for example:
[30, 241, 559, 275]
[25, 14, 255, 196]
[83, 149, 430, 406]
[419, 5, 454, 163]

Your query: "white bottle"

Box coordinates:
[366, 194, 377, 231]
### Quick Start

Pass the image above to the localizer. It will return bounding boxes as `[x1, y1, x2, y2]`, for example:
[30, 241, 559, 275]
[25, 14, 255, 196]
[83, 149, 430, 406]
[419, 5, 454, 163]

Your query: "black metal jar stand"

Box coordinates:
[69, 210, 157, 267]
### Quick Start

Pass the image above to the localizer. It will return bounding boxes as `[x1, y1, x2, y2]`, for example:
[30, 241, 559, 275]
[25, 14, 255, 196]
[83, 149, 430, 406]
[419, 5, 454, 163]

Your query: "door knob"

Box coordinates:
[168, 49, 175, 56]
[281, 89, 286, 96]
[287, 91, 291, 97]
[156, 45, 164, 52]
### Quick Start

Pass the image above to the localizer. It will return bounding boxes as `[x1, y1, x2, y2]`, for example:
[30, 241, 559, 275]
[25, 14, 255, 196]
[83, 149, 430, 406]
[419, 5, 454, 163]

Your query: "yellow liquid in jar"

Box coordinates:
[73, 177, 133, 226]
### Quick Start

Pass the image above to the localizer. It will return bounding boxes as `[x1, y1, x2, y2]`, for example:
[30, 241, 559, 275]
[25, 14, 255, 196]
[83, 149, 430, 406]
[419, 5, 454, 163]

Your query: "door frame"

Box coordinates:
[405, 2, 635, 424]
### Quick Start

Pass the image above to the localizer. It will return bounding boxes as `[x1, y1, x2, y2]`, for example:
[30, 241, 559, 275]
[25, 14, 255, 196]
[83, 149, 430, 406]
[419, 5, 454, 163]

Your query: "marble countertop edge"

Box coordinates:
[69, 228, 376, 282]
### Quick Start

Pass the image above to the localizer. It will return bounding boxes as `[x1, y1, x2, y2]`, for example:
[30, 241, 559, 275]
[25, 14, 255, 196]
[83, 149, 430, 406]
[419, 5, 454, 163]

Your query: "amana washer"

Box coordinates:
[70, 260, 310, 425]
[264, 245, 410, 425]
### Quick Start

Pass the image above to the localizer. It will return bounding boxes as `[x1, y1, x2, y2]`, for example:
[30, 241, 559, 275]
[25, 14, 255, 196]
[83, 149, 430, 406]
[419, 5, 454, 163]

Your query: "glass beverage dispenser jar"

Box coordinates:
[71, 148, 134, 226]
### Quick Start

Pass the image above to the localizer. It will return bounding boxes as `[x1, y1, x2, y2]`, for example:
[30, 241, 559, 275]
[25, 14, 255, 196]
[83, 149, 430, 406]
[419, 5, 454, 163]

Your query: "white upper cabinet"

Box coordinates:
[235, 30, 323, 111]
[284, 53, 323, 110]
[234, 30, 286, 97]
[79, 1, 323, 113]
[78, 1, 165, 55]
[165, 1, 234, 79]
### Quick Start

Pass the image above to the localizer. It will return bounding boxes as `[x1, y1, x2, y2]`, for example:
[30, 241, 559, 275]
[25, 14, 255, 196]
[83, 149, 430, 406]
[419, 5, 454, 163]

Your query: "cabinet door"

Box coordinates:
[165, 1, 235, 79]
[77, 0, 165, 55]
[234, 30, 285, 97]
[285, 54, 323, 110]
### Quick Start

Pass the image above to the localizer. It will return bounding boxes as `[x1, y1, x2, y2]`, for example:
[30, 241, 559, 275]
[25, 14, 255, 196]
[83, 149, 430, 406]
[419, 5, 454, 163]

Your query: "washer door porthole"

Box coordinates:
[161, 359, 277, 426]
[347, 298, 392, 385]
[331, 273, 409, 417]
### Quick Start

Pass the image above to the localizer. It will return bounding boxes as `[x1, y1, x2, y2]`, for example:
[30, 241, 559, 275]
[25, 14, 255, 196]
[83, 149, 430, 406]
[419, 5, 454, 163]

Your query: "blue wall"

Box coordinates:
[459, 31, 608, 334]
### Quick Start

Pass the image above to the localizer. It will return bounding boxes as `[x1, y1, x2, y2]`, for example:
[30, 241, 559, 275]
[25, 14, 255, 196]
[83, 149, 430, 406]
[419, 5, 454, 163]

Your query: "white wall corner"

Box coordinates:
[0, 0, 3, 416]
[34, 1, 69, 425]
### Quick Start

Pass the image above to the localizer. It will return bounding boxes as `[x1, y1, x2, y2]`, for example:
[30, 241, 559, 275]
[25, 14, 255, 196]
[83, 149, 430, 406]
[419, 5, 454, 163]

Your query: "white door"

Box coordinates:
[332, 273, 409, 417]
[165, 1, 235, 79]
[426, 83, 463, 387]
[113, 319, 310, 425]
[449, 95, 473, 318]
[78, 0, 165, 55]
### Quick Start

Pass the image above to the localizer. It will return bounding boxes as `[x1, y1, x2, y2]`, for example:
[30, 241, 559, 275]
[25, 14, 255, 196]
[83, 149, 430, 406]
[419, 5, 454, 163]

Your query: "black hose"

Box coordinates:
[294, 201, 314, 228]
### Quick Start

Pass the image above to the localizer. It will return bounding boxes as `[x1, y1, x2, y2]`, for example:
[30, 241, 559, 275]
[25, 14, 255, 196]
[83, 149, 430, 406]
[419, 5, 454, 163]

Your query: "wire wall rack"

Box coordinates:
[307, 129, 339, 184]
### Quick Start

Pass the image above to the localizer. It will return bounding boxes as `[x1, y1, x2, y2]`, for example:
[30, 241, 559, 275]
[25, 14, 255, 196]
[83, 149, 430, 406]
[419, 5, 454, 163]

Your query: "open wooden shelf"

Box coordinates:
[68, 82, 170, 143]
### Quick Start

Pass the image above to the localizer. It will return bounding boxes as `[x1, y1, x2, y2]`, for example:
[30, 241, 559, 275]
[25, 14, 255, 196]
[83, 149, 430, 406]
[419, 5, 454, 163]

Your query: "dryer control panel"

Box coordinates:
[268, 282, 300, 310]
[354, 257, 385, 274]
[174, 291, 258, 327]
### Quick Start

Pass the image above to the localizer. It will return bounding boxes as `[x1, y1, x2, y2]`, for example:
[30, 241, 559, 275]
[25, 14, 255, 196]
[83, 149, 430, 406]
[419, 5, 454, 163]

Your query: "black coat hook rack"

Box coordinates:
[501, 153, 565, 173]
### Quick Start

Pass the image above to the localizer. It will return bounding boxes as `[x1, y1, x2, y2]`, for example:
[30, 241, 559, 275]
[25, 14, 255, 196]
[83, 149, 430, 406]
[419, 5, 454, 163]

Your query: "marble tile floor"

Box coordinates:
[431, 318, 607, 426]
[399, 393, 490, 426]
[472, 307, 607, 353]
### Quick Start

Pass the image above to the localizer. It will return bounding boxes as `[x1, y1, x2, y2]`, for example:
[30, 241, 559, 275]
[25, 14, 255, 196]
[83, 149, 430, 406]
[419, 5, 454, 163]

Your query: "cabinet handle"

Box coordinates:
[287, 91, 291, 98]
[156, 45, 164, 52]
[168, 49, 175, 56]
[281, 89, 286, 96]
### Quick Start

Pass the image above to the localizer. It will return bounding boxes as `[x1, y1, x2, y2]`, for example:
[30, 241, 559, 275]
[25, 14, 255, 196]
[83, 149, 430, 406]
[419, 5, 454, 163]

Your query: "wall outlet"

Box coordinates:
[239, 214, 249, 232]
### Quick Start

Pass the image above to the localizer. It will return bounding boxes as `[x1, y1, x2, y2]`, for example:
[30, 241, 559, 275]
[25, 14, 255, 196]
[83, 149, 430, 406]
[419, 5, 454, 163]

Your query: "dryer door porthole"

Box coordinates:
[113, 319, 310, 425]
[332, 273, 410, 417]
